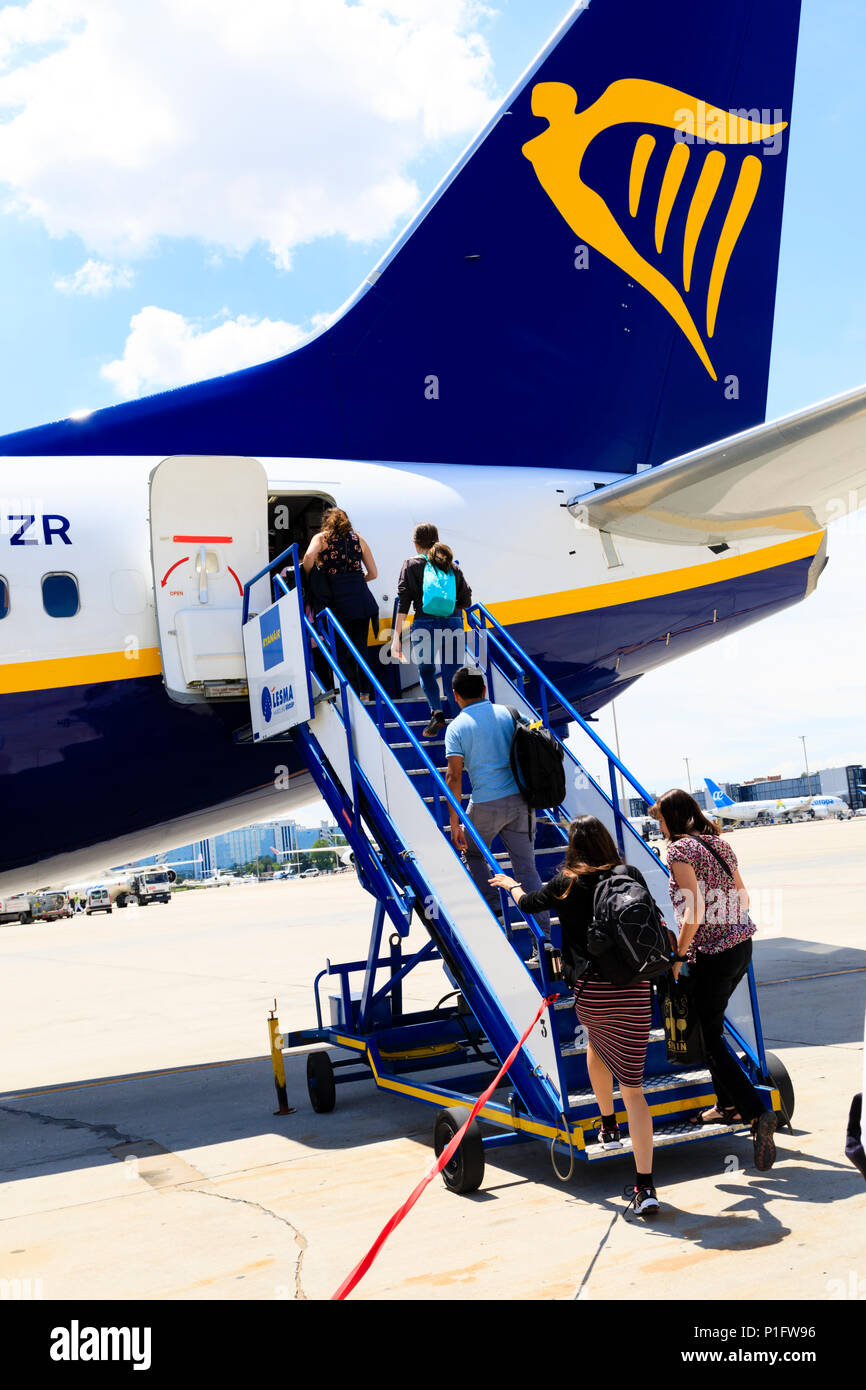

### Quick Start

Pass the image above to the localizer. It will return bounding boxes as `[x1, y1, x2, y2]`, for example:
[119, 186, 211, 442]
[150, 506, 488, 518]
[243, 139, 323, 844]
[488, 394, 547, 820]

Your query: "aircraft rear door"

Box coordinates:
[149, 455, 269, 701]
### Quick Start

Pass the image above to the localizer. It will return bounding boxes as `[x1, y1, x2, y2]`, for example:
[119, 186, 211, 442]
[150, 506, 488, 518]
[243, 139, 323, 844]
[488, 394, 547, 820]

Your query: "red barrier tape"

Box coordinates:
[331, 992, 558, 1300]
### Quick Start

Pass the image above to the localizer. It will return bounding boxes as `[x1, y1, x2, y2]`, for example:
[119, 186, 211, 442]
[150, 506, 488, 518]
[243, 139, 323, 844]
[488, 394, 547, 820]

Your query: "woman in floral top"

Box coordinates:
[652, 788, 777, 1171]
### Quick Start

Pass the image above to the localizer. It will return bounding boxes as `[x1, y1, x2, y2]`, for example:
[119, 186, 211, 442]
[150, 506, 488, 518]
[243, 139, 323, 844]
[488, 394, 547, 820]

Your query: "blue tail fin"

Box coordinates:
[705, 777, 735, 809]
[1, 0, 801, 467]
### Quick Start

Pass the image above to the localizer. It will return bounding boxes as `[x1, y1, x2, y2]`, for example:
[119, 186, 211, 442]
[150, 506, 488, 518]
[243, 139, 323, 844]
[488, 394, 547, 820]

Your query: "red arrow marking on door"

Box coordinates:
[161, 556, 189, 587]
[226, 566, 243, 595]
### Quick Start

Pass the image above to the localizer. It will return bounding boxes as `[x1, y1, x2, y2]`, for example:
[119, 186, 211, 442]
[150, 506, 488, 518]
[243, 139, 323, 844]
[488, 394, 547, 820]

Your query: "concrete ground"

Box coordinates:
[1, 819, 864, 1302]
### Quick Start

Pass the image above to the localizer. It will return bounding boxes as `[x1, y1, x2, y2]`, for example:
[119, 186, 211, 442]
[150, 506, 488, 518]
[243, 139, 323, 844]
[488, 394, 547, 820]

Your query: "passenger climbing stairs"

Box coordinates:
[238, 545, 788, 1190]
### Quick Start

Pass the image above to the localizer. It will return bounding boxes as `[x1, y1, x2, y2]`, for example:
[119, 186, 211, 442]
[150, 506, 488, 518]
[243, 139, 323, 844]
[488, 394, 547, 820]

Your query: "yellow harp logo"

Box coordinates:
[522, 79, 788, 379]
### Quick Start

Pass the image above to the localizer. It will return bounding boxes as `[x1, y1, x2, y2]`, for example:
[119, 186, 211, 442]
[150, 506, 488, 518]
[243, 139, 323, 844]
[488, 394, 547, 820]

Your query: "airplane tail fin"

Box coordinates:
[0, 0, 801, 469]
[705, 777, 735, 809]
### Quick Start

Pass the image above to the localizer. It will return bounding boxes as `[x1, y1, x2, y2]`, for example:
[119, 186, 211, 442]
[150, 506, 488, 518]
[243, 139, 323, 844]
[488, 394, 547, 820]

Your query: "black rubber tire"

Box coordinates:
[433, 1107, 485, 1194]
[307, 1052, 336, 1113]
[117, 896, 128, 908]
[764, 1051, 795, 1126]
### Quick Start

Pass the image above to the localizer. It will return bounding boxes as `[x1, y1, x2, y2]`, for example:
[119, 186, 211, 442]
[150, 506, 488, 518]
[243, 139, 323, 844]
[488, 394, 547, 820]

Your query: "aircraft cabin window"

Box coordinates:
[0, 576, 8, 618]
[42, 572, 80, 618]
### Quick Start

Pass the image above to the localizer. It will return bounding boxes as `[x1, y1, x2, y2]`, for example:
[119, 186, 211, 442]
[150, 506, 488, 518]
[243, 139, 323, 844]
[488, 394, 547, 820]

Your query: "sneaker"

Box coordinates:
[594, 1120, 622, 1149]
[423, 711, 447, 738]
[751, 1109, 777, 1171]
[626, 1183, 660, 1217]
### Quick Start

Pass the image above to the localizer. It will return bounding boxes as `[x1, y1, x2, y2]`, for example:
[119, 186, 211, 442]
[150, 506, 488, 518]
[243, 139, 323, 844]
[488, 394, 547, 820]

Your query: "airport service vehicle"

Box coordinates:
[705, 777, 851, 825]
[628, 815, 659, 842]
[254, 548, 792, 1187]
[85, 887, 112, 915]
[111, 868, 173, 907]
[0, 894, 33, 925]
[300, 867, 320, 878]
[29, 890, 71, 922]
[3, 1, 866, 899]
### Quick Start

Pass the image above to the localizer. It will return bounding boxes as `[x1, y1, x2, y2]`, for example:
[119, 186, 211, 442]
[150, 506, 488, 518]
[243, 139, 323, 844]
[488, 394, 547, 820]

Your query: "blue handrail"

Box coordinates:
[465, 602, 768, 1077]
[306, 605, 553, 972]
[466, 601, 656, 809]
[242, 541, 298, 624]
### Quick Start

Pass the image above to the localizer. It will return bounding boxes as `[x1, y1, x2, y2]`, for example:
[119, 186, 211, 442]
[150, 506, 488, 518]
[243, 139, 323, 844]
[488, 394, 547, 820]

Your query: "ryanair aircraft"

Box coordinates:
[1, 0, 865, 892]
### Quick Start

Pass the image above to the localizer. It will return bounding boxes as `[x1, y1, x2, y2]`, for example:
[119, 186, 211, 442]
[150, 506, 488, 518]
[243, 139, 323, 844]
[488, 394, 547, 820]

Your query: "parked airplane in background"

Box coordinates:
[184, 870, 238, 889]
[705, 777, 851, 825]
[2, 0, 866, 895]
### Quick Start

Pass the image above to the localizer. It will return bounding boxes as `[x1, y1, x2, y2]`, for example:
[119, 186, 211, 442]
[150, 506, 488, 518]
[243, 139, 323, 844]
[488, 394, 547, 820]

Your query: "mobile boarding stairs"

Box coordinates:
[239, 545, 792, 1191]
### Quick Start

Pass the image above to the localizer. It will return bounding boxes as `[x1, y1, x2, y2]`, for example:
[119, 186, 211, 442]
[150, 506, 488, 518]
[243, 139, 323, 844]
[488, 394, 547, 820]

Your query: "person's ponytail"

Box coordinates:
[427, 542, 453, 572]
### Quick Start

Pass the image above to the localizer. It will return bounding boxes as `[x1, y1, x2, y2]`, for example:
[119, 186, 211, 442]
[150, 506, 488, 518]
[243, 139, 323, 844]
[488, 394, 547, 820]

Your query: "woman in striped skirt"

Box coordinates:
[490, 816, 658, 1216]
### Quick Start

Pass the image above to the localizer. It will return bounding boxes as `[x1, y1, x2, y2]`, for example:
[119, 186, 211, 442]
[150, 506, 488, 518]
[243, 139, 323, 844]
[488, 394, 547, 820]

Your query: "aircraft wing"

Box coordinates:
[568, 383, 866, 546]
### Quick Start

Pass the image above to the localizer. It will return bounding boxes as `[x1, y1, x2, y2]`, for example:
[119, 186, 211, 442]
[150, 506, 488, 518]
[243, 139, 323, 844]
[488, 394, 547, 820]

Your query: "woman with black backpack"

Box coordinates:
[651, 788, 777, 1171]
[490, 815, 660, 1217]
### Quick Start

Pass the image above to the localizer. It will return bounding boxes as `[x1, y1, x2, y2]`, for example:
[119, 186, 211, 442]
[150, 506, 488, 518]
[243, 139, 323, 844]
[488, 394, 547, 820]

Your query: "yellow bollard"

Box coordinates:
[268, 1001, 295, 1116]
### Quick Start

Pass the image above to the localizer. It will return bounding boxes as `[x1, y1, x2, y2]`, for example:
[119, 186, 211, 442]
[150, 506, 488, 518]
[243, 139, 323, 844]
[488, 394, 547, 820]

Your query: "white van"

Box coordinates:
[86, 887, 113, 915]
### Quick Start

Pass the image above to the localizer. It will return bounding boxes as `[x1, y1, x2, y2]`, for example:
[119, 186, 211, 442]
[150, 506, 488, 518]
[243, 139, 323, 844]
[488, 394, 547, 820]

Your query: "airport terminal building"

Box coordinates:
[629, 764, 866, 818]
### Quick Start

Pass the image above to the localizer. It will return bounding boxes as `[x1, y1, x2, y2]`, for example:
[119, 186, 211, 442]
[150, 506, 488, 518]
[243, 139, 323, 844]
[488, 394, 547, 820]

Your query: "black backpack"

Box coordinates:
[585, 867, 672, 987]
[507, 708, 566, 812]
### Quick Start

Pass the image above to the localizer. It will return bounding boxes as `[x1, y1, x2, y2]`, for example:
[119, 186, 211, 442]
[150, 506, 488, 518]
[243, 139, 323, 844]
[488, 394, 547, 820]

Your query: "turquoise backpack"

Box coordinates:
[421, 559, 457, 616]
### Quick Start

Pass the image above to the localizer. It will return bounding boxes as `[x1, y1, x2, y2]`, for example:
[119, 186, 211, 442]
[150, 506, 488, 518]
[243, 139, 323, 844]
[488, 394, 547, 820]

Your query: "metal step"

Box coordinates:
[492, 845, 563, 863]
[389, 738, 447, 751]
[582, 1116, 742, 1161]
[568, 1066, 714, 1107]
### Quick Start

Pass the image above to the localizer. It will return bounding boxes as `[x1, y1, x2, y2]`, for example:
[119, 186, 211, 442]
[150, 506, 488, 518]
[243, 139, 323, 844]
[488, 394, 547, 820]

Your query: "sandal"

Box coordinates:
[694, 1105, 743, 1126]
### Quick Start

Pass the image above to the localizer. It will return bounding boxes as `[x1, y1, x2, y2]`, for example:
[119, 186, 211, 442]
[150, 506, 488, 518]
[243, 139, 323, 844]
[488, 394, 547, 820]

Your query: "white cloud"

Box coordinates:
[54, 258, 134, 295]
[100, 305, 306, 397]
[0, 0, 496, 267]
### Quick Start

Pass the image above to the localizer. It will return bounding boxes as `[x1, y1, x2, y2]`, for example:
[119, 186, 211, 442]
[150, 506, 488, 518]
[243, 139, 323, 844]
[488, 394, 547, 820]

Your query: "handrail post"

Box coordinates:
[539, 682, 549, 729]
[608, 757, 626, 855]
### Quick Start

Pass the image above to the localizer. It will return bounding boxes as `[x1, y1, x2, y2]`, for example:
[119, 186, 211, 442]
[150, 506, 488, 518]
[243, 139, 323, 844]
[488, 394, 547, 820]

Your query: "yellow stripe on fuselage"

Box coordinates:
[0, 647, 162, 695]
[489, 531, 823, 627]
[0, 532, 823, 695]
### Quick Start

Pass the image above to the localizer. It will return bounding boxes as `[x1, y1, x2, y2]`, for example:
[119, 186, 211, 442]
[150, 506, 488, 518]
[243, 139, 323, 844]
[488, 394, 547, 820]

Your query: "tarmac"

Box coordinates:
[1, 818, 864, 1302]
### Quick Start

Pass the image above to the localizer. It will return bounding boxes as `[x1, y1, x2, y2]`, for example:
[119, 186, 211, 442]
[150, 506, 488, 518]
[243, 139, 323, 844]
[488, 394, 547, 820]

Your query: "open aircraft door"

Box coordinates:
[149, 455, 270, 702]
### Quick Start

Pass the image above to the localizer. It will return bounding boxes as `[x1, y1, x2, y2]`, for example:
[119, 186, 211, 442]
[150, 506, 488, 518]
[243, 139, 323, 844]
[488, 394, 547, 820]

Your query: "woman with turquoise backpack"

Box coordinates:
[392, 523, 473, 737]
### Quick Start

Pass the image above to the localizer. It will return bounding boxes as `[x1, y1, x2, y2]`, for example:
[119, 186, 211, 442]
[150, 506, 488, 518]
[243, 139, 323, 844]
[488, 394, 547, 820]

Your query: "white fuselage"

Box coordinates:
[0, 452, 826, 892]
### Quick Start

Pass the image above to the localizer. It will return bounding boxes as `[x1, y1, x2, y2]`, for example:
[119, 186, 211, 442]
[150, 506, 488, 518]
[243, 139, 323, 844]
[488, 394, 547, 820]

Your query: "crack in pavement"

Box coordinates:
[2, 1103, 309, 1297]
[0, 1102, 140, 1142]
[183, 1186, 308, 1300]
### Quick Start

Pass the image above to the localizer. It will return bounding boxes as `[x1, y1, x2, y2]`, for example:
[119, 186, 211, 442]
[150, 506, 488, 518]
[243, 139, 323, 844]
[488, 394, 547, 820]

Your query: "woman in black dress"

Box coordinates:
[490, 815, 659, 1216]
[303, 507, 378, 699]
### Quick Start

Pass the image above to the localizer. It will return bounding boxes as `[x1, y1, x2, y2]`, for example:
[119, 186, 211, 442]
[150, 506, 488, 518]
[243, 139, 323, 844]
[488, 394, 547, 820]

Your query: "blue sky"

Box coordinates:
[1, 1, 865, 430]
[0, 0, 863, 809]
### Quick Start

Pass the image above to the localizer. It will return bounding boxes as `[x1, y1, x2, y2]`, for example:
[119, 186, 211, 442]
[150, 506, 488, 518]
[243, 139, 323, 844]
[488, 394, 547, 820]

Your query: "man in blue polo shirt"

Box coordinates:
[444, 666, 549, 931]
